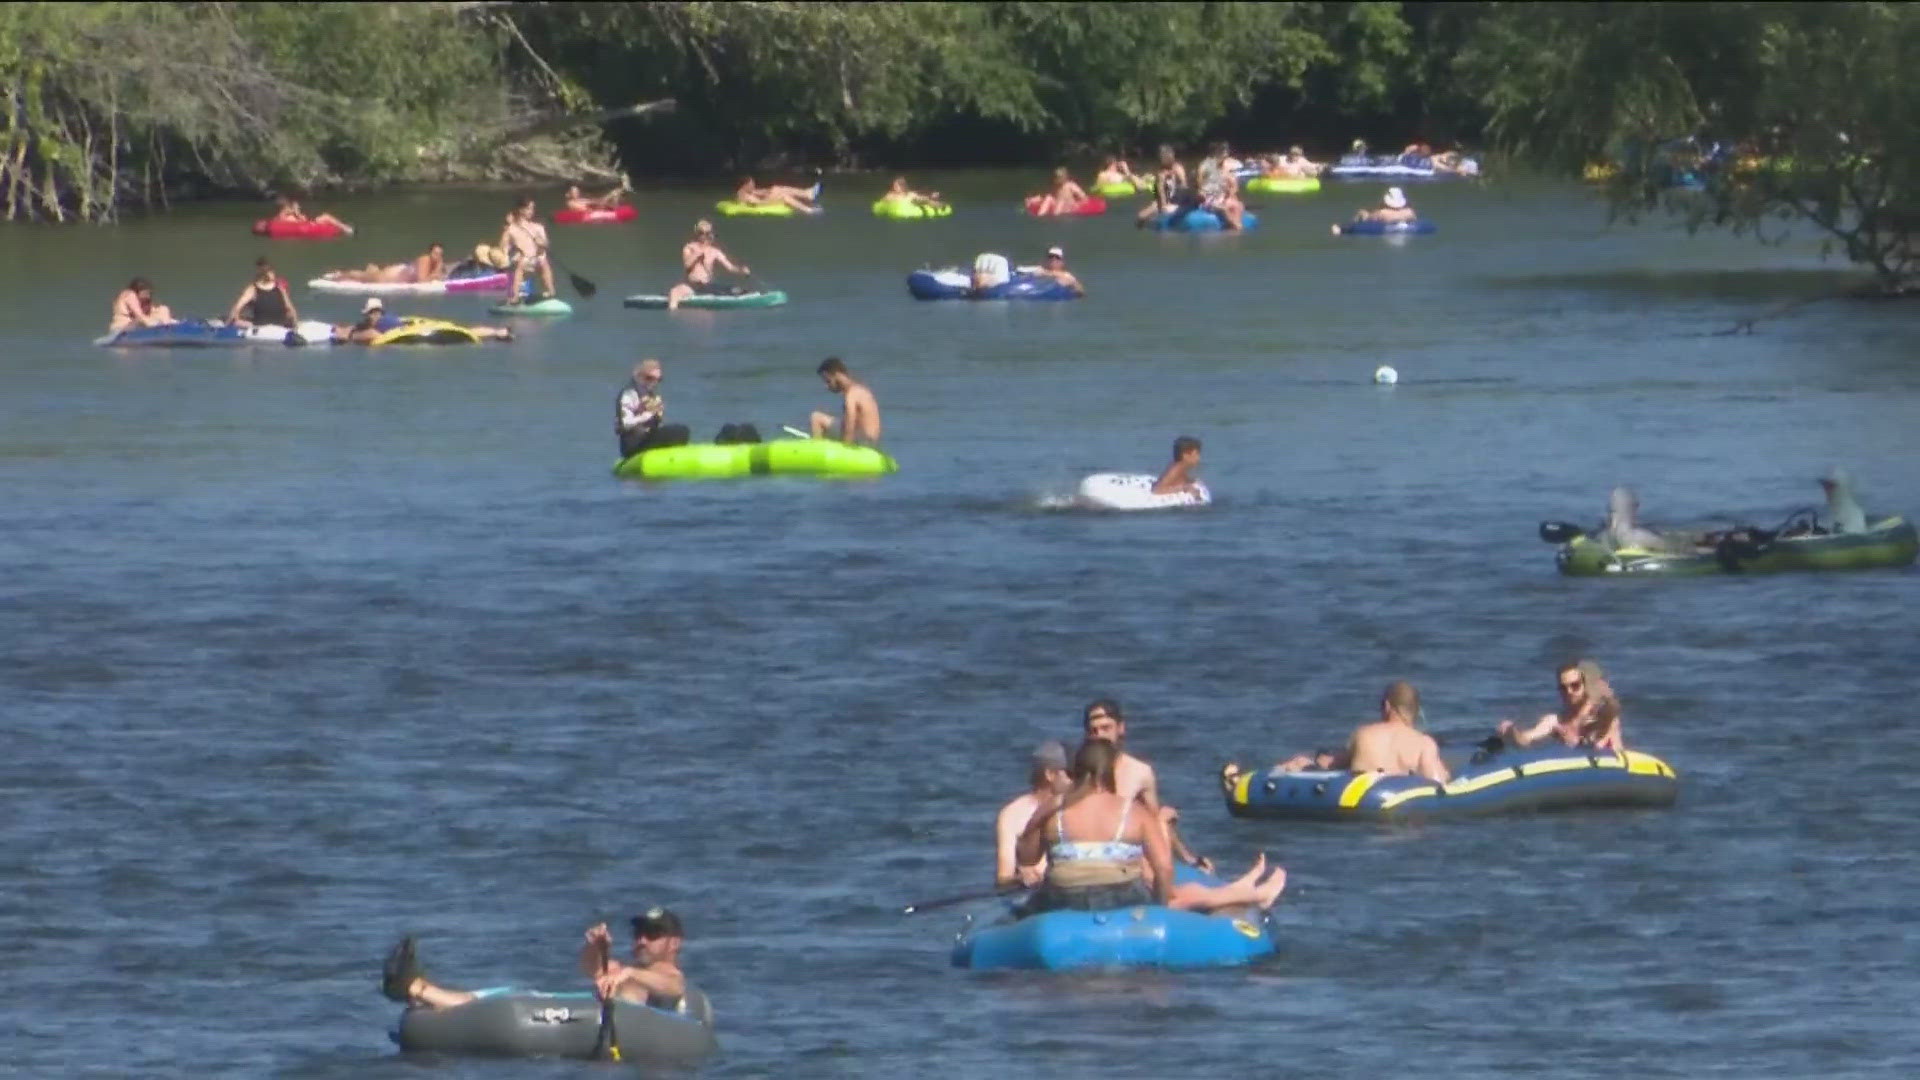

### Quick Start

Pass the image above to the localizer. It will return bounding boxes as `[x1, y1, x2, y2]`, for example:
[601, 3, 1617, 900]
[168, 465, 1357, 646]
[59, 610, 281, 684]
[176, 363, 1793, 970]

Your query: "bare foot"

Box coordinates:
[1230, 852, 1266, 891]
[1253, 867, 1288, 910]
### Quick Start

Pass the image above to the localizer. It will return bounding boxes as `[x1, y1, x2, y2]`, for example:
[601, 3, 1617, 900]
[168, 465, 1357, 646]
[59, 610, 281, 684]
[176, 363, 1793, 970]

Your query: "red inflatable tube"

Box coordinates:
[1023, 196, 1108, 217]
[251, 218, 345, 239]
[552, 204, 638, 225]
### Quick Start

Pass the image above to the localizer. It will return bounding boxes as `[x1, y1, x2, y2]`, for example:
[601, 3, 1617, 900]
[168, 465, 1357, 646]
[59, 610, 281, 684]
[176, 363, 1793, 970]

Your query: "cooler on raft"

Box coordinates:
[1222, 743, 1679, 823]
[393, 985, 716, 1064]
[951, 867, 1276, 971]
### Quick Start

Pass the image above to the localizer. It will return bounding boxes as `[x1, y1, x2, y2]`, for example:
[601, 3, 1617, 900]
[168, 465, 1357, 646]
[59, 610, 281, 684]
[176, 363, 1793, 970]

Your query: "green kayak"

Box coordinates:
[613, 439, 896, 480]
[1556, 516, 1918, 576]
[622, 291, 788, 310]
[488, 297, 573, 317]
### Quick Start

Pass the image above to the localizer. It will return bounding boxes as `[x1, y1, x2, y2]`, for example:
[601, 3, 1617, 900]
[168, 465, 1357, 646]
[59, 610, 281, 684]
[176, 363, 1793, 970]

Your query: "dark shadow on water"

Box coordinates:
[1481, 267, 1870, 302]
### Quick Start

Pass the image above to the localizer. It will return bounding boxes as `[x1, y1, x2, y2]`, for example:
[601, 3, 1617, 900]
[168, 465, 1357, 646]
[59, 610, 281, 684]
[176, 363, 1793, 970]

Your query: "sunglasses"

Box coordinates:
[1559, 678, 1585, 692]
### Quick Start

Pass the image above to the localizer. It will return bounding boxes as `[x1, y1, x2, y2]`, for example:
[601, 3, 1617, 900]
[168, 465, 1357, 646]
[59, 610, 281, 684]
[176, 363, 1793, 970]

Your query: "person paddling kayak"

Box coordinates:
[227, 257, 298, 328]
[667, 220, 752, 311]
[108, 277, 175, 333]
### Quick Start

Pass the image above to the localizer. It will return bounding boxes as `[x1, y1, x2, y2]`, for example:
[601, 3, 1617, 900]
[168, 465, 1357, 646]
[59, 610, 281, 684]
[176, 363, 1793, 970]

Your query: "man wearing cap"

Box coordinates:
[1034, 247, 1085, 296]
[340, 297, 396, 344]
[380, 910, 692, 1015]
[667, 219, 752, 311]
[1082, 699, 1213, 873]
[995, 741, 1074, 889]
[616, 358, 692, 457]
[1353, 186, 1417, 225]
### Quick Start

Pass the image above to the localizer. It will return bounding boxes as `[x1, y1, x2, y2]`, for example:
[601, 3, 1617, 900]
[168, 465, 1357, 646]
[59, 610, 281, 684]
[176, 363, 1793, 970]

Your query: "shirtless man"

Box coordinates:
[879, 176, 944, 210]
[667, 220, 751, 311]
[323, 243, 446, 285]
[1270, 681, 1450, 783]
[1093, 156, 1141, 192]
[498, 194, 556, 303]
[565, 182, 628, 212]
[1151, 436, 1202, 496]
[380, 907, 690, 1014]
[273, 196, 354, 235]
[108, 277, 175, 333]
[1352, 186, 1417, 225]
[994, 741, 1073, 889]
[1082, 699, 1213, 872]
[1271, 146, 1323, 178]
[1498, 661, 1624, 752]
[1026, 167, 1088, 216]
[735, 176, 821, 213]
[1139, 144, 1196, 226]
[809, 357, 881, 445]
[1035, 247, 1084, 296]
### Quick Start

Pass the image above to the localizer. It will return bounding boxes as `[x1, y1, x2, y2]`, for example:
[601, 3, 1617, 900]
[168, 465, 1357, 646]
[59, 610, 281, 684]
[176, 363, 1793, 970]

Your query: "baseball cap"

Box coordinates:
[1045, 246, 1065, 259]
[631, 906, 683, 938]
[361, 297, 384, 313]
[1030, 740, 1069, 770]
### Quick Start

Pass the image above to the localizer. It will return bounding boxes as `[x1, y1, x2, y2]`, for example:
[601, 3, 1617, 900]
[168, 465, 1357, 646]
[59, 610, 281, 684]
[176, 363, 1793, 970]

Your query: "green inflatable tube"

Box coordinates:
[1556, 517, 1918, 576]
[715, 201, 805, 217]
[1244, 176, 1322, 195]
[614, 439, 897, 480]
[871, 200, 952, 219]
[1091, 180, 1151, 198]
[487, 297, 573, 316]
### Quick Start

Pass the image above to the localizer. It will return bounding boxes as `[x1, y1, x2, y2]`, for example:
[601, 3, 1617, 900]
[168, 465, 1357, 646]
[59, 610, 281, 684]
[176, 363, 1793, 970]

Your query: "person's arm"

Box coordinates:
[1417, 736, 1451, 784]
[598, 962, 684, 1006]
[839, 395, 860, 445]
[713, 250, 747, 275]
[579, 923, 613, 977]
[1013, 794, 1056, 870]
[1150, 463, 1187, 495]
[226, 285, 256, 323]
[1141, 810, 1175, 905]
[283, 291, 300, 323]
[617, 388, 657, 433]
[1064, 273, 1085, 297]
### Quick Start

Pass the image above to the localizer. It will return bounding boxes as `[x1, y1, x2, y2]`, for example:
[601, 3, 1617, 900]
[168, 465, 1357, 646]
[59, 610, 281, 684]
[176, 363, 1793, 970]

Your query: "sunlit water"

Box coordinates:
[3, 173, 1917, 1077]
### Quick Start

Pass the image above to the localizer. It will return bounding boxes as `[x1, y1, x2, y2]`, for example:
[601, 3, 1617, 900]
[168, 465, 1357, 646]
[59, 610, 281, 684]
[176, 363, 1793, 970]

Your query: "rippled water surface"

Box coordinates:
[4, 173, 1918, 1078]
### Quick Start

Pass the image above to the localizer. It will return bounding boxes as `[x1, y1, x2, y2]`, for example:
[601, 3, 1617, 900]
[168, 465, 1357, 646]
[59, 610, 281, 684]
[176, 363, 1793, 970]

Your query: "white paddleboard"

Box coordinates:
[1076, 473, 1211, 511]
[247, 321, 336, 346]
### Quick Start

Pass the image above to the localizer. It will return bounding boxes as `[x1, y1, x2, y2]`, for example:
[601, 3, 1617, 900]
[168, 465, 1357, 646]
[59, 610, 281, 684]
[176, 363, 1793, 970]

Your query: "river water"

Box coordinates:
[3, 172, 1917, 1078]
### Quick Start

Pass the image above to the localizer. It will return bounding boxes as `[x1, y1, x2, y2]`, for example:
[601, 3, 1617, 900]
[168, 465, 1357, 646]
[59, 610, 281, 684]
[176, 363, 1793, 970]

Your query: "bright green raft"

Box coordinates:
[622, 291, 787, 310]
[614, 439, 897, 480]
[1556, 516, 1918, 576]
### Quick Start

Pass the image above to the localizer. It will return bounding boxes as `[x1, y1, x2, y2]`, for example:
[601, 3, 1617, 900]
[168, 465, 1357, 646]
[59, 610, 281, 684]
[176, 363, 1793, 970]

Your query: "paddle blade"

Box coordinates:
[569, 271, 598, 299]
[1538, 520, 1584, 545]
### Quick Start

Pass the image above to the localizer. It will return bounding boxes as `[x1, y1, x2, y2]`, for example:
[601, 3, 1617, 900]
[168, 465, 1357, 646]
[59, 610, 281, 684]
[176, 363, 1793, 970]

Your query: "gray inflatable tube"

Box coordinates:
[394, 985, 717, 1064]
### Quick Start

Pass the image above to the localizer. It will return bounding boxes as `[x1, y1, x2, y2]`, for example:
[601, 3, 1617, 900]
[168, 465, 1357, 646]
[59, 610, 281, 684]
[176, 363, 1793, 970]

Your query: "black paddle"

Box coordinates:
[590, 938, 622, 1062]
[901, 886, 1024, 915]
[557, 259, 597, 299]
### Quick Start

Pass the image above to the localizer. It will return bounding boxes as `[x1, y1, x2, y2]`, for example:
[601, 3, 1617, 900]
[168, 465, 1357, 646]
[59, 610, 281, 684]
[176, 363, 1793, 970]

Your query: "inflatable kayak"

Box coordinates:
[906, 268, 1078, 302]
[1243, 176, 1322, 195]
[1076, 473, 1210, 510]
[951, 867, 1275, 971]
[552, 205, 637, 225]
[1333, 219, 1436, 236]
[1148, 208, 1258, 233]
[1222, 743, 1679, 823]
[872, 199, 952, 220]
[1023, 196, 1108, 217]
[1552, 516, 1918, 577]
[614, 438, 896, 480]
[94, 319, 335, 348]
[308, 268, 511, 296]
[251, 218, 344, 239]
[623, 291, 787, 310]
[1327, 155, 1480, 181]
[715, 200, 815, 217]
[488, 297, 572, 317]
[393, 985, 716, 1064]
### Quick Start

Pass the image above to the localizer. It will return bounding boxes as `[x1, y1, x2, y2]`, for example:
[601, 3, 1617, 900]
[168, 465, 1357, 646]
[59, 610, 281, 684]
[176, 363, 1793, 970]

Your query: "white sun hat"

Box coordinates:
[1383, 187, 1408, 210]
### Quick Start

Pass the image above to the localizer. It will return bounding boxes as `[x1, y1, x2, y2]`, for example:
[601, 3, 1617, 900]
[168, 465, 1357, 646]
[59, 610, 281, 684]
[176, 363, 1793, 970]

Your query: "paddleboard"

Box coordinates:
[622, 291, 788, 310]
[488, 297, 573, 316]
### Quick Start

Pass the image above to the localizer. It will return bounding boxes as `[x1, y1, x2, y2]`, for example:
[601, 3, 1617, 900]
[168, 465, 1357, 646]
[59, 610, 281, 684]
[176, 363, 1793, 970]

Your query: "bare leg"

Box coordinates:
[508, 261, 526, 303]
[314, 213, 354, 235]
[809, 410, 835, 438]
[538, 260, 556, 298]
[667, 283, 691, 311]
[408, 977, 478, 1010]
[1169, 856, 1287, 913]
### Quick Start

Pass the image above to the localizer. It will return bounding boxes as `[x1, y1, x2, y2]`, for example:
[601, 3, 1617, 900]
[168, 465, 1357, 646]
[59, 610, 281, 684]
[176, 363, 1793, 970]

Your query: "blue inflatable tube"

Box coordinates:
[1222, 743, 1679, 822]
[950, 867, 1276, 971]
[906, 268, 1079, 301]
[1333, 219, 1437, 236]
[1327, 154, 1480, 181]
[1148, 208, 1259, 233]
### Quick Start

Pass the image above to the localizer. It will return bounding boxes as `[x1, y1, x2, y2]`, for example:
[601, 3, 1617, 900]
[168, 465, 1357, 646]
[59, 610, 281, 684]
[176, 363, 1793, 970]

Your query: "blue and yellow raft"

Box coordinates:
[1222, 742, 1678, 822]
[951, 867, 1275, 971]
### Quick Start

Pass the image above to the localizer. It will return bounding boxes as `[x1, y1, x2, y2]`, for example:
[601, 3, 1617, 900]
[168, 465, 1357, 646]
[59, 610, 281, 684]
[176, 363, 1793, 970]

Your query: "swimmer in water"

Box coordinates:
[1151, 436, 1203, 496]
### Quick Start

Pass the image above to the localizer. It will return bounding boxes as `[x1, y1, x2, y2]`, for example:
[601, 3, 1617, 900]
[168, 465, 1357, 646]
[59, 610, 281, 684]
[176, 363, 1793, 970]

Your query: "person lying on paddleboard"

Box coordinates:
[1137, 144, 1195, 227]
[615, 358, 693, 457]
[809, 356, 881, 445]
[322, 243, 447, 286]
[381, 907, 691, 1014]
[1035, 246, 1085, 296]
[734, 176, 822, 213]
[1351, 186, 1417, 225]
[333, 297, 513, 344]
[1497, 660, 1624, 752]
[272, 195, 354, 235]
[1259, 681, 1451, 783]
[879, 175, 944, 210]
[667, 220, 752, 311]
[498, 193, 557, 304]
[109, 277, 175, 333]
[565, 181, 629, 212]
[227, 257, 299, 328]
[1082, 699, 1213, 872]
[1027, 166, 1090, 216]
[1013, 739, 1286, 914]
[1151, 436, 1203, 496]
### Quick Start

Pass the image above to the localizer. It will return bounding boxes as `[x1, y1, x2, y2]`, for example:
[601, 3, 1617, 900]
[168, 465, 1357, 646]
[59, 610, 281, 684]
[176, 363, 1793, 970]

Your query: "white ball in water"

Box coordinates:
[1374, 364, 1399, 385]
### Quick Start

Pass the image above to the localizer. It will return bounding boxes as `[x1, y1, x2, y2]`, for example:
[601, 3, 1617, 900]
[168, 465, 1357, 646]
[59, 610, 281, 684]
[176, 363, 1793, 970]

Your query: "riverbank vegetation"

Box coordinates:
[3, 1, 1912, 289]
